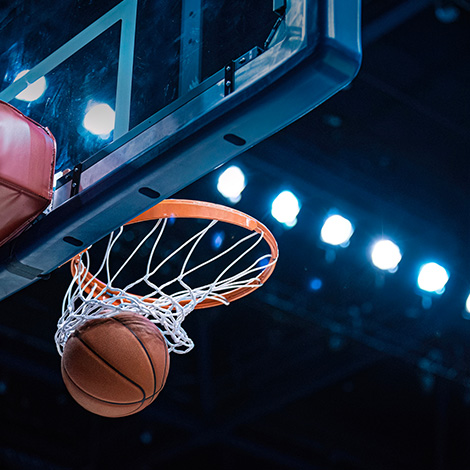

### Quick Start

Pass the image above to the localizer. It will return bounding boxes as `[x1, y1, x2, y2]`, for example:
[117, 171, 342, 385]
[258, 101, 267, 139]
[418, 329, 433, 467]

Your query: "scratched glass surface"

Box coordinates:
[0, 0, 276, 172]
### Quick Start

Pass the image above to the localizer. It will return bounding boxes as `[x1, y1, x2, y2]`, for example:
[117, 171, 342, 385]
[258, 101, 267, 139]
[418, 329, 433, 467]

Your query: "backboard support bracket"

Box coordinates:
[225, 47, 263, 97]
[70, 164, 83, 198]
[224, 60, 235, 96]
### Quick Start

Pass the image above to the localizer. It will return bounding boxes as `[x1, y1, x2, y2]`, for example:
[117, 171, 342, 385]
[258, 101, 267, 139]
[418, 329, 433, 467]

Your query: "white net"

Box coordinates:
[56, 215, 275, 356]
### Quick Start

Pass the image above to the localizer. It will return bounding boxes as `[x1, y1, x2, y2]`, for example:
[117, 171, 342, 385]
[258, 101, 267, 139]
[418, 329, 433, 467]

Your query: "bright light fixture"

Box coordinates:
[371, 239, 402, 271]
[466, 293, 470, 314]
[217, 166, 246, 202]
[83, 103, 115, 136]
[417, 262, 449, 294]
[271, 190, 300, 226]
[14, 70, 47, 101]
[320, 214, 354, 246]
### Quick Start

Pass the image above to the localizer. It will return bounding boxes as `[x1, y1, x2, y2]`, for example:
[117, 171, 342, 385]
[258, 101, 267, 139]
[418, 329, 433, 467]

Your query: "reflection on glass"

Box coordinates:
[14, 70, 47, 101]
[83, 103, 115, 137]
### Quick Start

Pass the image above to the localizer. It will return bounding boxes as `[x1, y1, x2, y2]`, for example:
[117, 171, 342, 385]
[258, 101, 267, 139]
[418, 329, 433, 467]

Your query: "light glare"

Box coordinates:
[310, 278, 323, 291]
[371, 239, 402, 271]
[211, 231, 225, 250]
[321, 214, 354, 246]
[83, 103, 115, 136]
[466, 293, 470, 314]
[271, 190, 300, 225]
[417, 262, 449, 294]
[217, 166, 246, 201]
[14, 70, 47, 101]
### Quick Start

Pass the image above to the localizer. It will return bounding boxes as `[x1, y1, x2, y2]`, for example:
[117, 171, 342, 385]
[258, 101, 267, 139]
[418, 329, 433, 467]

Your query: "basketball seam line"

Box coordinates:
[74, 332, 147, 403]
[111, 317, 158, 397]
[112, 317, 169, 396]
[62, 365, 162, 406]
[111, 316, 161, 412]
[115, 317, 169, 405]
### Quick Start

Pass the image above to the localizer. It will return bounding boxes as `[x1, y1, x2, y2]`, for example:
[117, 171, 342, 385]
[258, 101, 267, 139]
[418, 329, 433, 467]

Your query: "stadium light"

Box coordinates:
[217, 166, 246, 202]
[271, 190, 300, 227]
[320, 214, 354, 246]
[417, 262, 449, 294]
[371, 239, 402, 272]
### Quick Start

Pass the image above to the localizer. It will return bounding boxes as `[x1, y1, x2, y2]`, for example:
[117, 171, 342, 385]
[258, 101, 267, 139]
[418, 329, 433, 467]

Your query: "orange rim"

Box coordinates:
[71, 199, 278, 309]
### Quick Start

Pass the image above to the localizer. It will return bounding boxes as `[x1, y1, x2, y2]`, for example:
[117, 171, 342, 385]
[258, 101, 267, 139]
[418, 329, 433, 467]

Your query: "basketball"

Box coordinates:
[61, 311, 170, 418]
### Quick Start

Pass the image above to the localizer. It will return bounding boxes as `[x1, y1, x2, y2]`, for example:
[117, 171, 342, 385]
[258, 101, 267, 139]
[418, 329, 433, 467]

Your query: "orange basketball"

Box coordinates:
[61, 311, 169, 418]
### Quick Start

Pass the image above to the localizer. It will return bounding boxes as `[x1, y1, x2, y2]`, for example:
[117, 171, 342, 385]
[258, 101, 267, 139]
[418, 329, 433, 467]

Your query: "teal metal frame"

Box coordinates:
[0, 0, 362, 302]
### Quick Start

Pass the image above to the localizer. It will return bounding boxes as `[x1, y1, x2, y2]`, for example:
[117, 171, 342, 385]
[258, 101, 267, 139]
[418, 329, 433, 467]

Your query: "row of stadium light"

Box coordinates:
[217, 165, 468, 311]
[15, 73, 468, 311]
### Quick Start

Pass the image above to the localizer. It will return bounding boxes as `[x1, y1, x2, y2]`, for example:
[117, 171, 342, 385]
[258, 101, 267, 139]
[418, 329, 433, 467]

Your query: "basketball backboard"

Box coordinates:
[0, 0, 361, 301]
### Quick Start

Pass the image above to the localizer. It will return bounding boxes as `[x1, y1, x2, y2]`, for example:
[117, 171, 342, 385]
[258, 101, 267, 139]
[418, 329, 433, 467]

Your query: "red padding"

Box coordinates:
[0, 101, 56, 247]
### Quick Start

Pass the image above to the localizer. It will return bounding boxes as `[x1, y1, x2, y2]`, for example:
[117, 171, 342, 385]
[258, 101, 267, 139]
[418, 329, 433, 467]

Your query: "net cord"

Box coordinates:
[56, 217, 273, 356]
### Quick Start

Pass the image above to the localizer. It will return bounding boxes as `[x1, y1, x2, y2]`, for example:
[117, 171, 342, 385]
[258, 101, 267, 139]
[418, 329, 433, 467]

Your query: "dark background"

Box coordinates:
[1, 0, 470, 469]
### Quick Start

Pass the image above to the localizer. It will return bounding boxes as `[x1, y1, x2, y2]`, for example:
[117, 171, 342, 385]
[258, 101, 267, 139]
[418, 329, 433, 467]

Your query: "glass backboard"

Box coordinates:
[0, 0, 361, 301]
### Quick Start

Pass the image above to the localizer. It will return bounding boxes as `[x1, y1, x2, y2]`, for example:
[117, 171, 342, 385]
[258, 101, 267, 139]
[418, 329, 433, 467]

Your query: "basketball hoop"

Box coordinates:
[56, 199, 278, 355]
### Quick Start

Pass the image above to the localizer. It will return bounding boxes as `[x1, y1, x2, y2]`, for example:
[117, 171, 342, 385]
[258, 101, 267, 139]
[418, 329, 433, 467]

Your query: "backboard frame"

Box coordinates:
[0, 0, 361, 301]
